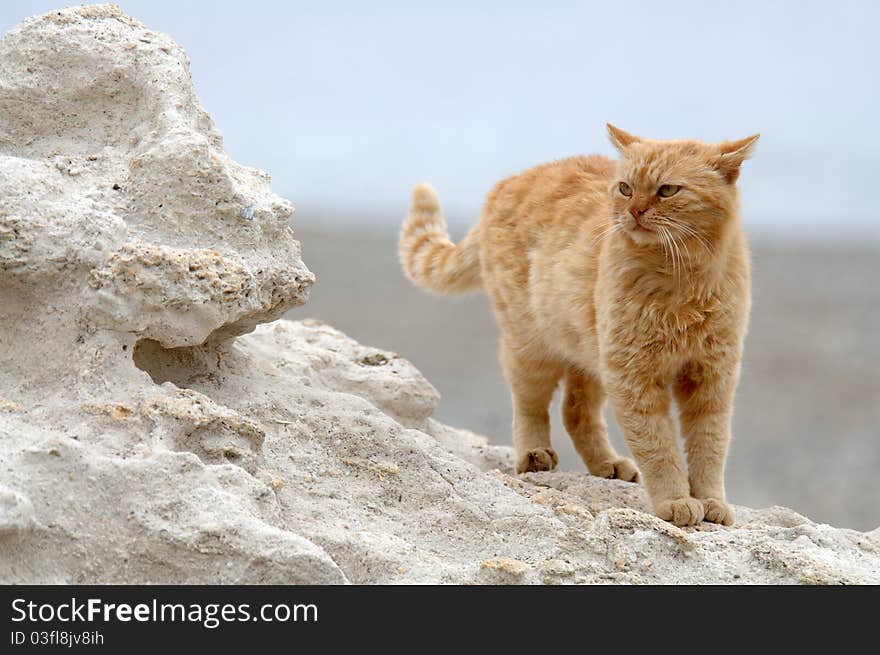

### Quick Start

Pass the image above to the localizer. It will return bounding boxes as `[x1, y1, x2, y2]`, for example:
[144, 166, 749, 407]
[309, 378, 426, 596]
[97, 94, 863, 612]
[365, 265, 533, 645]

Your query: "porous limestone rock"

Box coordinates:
[1, 6, 878, 585]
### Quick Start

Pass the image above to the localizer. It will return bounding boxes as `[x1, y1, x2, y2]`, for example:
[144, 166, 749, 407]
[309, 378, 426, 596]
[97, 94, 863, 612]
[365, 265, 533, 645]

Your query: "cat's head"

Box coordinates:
[606, 124, 758, 250]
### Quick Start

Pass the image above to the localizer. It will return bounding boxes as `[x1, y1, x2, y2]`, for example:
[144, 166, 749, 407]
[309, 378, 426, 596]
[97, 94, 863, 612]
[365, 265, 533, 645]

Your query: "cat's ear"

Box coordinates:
[712, 134, 760, 184]
[606, 124, 642, 152]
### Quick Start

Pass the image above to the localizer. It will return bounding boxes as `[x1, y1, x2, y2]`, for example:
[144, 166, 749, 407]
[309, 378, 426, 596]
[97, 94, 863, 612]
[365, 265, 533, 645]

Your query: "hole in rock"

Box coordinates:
[359, 353, 389, 367]
[132, 338, 219, 387]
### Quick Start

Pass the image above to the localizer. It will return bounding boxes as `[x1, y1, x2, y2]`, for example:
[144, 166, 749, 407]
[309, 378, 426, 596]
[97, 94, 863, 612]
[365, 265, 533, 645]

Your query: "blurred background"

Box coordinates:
[4, 1, 878, 529]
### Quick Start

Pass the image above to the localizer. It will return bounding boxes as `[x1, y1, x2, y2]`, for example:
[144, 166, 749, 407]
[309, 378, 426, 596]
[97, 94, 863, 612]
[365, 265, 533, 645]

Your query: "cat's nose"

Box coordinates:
[629, 206, 647, 219]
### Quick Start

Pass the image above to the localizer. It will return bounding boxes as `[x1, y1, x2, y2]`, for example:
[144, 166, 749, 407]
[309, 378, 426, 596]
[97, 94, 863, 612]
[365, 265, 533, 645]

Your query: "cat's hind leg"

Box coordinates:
[500, 341, 564, 473]
[562, 367, 640, 482]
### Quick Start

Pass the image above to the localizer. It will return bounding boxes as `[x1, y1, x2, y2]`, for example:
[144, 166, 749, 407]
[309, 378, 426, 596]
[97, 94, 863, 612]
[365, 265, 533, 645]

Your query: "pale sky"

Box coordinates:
[3, 1, 879, 239]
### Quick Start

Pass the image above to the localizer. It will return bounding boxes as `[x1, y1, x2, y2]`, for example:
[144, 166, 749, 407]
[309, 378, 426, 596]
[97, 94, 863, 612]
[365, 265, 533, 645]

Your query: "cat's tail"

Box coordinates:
[398, 183, 482, 294]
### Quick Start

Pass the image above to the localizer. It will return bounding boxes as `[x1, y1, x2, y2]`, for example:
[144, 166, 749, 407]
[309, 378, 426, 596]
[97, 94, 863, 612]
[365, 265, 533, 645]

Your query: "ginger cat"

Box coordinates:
[399, 125, 758, 527]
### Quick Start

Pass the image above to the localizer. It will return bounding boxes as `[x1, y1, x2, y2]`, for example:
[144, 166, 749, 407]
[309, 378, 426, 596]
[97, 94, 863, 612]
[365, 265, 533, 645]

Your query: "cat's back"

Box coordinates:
[480, 154, 614, 274]
[483, 154, 615, 232]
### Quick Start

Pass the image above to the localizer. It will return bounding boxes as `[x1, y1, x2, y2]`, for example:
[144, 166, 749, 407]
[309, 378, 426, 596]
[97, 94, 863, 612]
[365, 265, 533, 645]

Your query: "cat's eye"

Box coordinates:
[618, 182, 632, 197]
[657, 184, 680, 198]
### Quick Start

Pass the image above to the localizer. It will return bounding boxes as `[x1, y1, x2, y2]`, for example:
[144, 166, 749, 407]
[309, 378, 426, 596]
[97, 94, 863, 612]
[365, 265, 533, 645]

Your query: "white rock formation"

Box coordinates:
[1, 5, 878, 584]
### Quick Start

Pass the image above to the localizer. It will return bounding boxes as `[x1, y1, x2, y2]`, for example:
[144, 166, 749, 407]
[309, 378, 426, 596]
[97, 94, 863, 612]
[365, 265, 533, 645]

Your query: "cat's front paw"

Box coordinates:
[654, 497, 705, 527]
[516, 447, 559, 473]
[590, 457, 640, 483]
[701, 498, 735, 526]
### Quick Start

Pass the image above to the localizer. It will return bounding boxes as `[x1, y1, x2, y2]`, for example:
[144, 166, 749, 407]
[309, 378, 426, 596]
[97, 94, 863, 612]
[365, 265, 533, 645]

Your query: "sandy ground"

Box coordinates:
[287, 225, 880, 530]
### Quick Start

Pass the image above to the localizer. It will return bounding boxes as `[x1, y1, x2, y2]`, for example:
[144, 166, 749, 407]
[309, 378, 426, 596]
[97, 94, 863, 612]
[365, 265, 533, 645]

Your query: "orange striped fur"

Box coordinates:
[398, 184, 481, 293]
[399, 124, 758, 527]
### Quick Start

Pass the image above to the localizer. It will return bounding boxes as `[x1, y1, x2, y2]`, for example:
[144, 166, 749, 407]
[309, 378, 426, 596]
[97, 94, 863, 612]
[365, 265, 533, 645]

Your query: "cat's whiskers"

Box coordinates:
[657, 225, 673, 276]
[661, 225, 681, 280]
[673, 224, 713, 258]
[666, 226, 686, 282]
[673, 229, 693, 279]
[590, 225, 615, 246]
[590, 221, 623, 249]
[657, 218, 713, 260]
